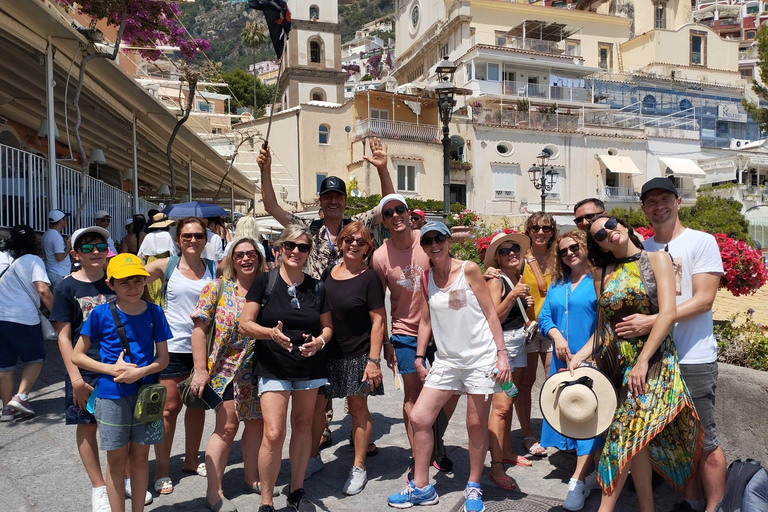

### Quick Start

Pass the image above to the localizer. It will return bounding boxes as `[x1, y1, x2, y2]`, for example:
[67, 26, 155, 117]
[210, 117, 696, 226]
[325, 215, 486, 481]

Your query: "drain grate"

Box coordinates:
[448, 491, 564, 511]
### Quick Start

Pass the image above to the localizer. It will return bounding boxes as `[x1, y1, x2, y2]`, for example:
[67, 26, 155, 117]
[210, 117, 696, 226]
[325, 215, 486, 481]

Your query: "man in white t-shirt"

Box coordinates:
[616, 177, 725, 512]
[41, 209, 72, 291]
[93, 210, 117, 254]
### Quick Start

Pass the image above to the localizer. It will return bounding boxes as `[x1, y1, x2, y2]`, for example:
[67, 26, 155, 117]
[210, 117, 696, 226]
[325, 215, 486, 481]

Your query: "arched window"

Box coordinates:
[449, 136, 466, 161]
[309, 5, 319, 20]
[310, 88, 325, 102]
[318, 124, 330, 145]
[310, 40, 322, 63]
[679, 98, 693, 111]
[642, 94, 657, 110]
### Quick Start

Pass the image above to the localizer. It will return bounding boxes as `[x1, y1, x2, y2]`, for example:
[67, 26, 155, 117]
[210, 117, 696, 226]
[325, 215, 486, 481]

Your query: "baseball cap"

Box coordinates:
[420, 221, 451, 240]
[94, 210, 110, 219]
[124, 218, 134, 227]
[319, 176, 346, 196]
[48, 209, 70, 223]
[107, 253, 150, 280]
[378, 193, 407, 214]
[640, 177, 678, 202]
[411, 209, 426, 219]
[70, 226, 110, 250]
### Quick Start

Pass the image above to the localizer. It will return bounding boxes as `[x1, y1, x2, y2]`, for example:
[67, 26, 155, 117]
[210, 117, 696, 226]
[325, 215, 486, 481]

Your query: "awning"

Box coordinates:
[659, 158, 706, 177]
[597, 155, 642, 174]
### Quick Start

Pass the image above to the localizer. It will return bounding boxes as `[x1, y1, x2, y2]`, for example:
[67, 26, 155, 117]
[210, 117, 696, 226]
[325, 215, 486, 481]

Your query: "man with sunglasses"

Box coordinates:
[94, 210, 117, 254]
[410, 209, 426, 230]
[572, 198, 606, 231]
[618, 178, 725, 512]
[371, 194, 457, 477]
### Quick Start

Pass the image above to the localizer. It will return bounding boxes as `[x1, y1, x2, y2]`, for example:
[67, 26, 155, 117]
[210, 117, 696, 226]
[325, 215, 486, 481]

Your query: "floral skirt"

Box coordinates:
[326, 354, 384, 399]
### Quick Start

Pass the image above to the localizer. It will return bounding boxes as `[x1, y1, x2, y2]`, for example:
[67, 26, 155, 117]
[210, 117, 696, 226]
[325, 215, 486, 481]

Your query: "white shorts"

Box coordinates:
[503, 328, 528, 370]
[526, 332, 553, 353]
[424, 360, 496, 395]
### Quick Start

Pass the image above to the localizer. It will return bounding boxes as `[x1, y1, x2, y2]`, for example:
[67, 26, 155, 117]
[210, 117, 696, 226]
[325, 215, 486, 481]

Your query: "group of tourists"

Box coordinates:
[0, 136, 727, 512]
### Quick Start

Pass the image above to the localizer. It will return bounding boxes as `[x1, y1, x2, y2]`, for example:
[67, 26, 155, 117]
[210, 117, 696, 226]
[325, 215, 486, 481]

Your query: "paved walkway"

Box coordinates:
[712, 285, 768, 325]
[0, 339, 687, 512]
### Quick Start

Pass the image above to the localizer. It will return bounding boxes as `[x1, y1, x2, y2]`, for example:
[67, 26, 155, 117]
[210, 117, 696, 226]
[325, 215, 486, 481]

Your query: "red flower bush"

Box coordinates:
[713, 233, 768, 297]
[473, 228, 519, 264]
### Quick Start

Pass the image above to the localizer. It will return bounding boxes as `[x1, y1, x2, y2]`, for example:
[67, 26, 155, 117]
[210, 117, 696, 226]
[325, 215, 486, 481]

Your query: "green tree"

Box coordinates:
[215, 68, 275, 115]
[743, 27, 768, 130]
[240, 21, 268, 110]
[679, 196, 751, 242]
[608, 207, 651, 228]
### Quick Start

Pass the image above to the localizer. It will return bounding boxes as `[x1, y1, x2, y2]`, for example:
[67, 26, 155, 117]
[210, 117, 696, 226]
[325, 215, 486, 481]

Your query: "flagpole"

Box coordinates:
[263, 55, 283, 149]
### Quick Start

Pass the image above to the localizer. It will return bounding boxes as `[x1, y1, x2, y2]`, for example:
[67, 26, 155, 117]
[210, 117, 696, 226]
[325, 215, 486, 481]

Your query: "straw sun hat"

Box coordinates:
[483, 231, 531, 270]
[539, 366, 617, 440]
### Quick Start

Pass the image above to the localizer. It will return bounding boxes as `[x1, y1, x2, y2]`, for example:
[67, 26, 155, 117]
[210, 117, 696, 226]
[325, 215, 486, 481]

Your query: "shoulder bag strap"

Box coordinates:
[160, 255, 181, 309]
[257, 269, 280, 323]
[420, 269, 429, 300]
[313, 278, 325, 312]
[9, 260, 41, 310]
[108, 302, 132, 361]
[499, 272, 532, 324]
[0, 256, 14, 282]
[525, 255, 548, 295]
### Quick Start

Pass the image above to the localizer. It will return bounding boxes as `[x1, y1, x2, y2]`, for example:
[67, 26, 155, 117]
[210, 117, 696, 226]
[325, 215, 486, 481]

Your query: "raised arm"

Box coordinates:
[362, 137, 395, 221]
[258, 144, 292, 227]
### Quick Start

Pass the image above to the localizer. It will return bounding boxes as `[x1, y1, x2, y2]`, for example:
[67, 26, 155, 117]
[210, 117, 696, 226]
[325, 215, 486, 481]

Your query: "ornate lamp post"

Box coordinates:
[435, 56, 457, 220]
[528, 148, 559, 212]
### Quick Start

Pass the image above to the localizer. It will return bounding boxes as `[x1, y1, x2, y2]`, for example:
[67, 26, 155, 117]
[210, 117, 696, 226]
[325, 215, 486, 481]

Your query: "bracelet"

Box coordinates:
[382, 341, 392, 346]
[367, 356, 381, 364]
[497, 348, 508, 353]
[317, 336, 326, 349]
[72, 377, 83, 384]
[414, 355, 425, 360]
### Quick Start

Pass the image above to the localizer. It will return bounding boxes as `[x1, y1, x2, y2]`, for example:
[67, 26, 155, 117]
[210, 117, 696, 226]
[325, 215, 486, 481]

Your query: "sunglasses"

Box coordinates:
[342, 236, 367, 247]
[529, 225, 554, 233]
[592, 217, 619, 243]
[497, 244, 521, 256]
[287, 283, 301, 310]
[573, 211, 605, 225]
[420, 233, 450, 246]
[234, 250, 259, 261]
[180, 232, 205, 241]
[79, 243, 108, 254]
[283, 241, 311, 253]
[382, 204, 407, 219]
[558, 243, 581, 258]
[410, 217, 422, 222]
[97, 217, 111, 223]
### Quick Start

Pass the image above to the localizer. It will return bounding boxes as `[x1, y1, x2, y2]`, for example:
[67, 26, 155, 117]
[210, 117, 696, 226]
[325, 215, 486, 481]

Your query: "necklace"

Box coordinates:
[615, 251, 642, 265]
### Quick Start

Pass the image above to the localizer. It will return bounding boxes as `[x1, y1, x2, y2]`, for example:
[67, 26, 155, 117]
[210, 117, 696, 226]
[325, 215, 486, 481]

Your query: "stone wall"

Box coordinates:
[715, 363, 768, 465]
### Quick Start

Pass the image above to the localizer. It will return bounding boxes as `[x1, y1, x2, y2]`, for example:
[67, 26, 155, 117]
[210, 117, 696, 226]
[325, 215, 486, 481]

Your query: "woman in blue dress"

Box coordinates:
[538, 230, 603, 511]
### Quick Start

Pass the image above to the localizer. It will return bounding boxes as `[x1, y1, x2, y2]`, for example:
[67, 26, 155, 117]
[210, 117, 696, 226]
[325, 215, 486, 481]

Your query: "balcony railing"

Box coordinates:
[471, 108, 580, 131]
[739, 47, 759, 60]
[0, 143, 158, 239]
[500, 36, 577, 56]
[599, 186, 640, 202]
[582, 110, 699, 131]
[355, 119, 438, 143]
[500, 80, 591, 103]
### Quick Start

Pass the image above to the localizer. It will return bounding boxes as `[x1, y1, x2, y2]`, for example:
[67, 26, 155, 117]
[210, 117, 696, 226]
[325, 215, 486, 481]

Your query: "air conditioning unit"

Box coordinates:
[731, 139, 752, 149]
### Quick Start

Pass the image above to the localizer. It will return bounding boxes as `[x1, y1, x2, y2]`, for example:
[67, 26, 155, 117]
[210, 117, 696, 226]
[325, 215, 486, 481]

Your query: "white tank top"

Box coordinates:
[165, 263, 214, 353]
[427, 261, 498, 369]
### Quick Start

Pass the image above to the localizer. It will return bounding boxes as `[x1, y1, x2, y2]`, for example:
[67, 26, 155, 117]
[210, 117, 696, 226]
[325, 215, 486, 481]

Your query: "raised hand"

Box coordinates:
[362, 137, 388, 170]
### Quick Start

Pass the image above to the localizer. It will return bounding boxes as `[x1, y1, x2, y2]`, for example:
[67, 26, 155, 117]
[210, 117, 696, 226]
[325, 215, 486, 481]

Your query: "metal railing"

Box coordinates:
[355, 119, 438, 143]
[500, 80, 591, 103]
[581, 109, 699, 131]
[600, 186, 639, 202]
[471, 108, 581, 131]
[0, 142, 159, 239]
[500, 36, 575, 56]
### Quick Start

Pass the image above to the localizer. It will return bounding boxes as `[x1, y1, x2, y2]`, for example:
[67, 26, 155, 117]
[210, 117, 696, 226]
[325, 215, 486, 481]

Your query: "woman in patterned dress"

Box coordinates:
[190, 237, 267, 511]
[569, 216, 702, 512]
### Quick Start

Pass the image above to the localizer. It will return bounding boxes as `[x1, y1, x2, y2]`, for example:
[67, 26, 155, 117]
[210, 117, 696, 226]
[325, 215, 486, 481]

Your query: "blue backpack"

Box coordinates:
[714, 459, 768, 512]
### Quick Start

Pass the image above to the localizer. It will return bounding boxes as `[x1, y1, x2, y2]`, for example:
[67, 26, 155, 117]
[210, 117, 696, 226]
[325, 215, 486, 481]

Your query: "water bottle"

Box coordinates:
[493, 368, 518, 398]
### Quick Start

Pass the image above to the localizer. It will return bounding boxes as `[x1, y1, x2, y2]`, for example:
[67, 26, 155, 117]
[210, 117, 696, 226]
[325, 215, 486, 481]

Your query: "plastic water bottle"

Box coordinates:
[493, 368, 518, 398]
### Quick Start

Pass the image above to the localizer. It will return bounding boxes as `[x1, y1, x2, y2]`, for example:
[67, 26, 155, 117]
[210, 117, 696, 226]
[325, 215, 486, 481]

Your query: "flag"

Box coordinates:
[248, 0, 292, 60]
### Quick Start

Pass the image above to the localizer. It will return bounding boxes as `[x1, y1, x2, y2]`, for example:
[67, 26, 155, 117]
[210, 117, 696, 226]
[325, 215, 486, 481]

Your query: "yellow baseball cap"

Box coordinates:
[107, 253, 150, 280]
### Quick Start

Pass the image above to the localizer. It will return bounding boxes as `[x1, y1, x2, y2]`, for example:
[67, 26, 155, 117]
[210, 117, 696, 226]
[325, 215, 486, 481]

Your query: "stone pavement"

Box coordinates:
[712, 285, 768, 325]
[0, 338, 683, 512]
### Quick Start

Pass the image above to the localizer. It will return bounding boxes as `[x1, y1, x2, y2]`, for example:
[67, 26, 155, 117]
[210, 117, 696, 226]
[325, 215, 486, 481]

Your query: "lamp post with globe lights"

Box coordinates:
[528, 147, 559, 212]
[434, 56, 457, 220]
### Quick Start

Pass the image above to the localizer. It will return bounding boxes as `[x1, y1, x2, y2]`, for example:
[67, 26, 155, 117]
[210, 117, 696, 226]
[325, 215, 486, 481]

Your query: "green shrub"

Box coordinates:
[607, 207, 650, 228]
[715, 314, 768, 371]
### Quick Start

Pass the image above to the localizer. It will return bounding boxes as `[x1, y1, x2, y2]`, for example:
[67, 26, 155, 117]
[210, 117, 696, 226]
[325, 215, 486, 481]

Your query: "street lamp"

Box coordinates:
[528, 148, 559, 212]
[435, 56, 457, 220]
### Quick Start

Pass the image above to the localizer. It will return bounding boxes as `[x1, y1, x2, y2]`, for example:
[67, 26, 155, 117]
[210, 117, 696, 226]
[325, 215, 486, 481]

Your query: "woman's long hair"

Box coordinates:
[550, 230, 593, 284]
[222, 237, 266, 280]
[131, 214, 146, 235]
[524, 211, 557, 251]
[586, 217, 643, 269]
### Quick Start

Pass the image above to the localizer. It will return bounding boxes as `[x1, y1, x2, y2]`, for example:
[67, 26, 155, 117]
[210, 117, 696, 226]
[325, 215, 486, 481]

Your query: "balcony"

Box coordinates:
[700, 184, 768, 207]
[582, 110, 699, 131]
[466, 78, 591, 104]
[739, 47, 759, 60]
[471, 108, 580, 131]
[599, 186, 639, 203]
[499, 36, 577, 57]
[355, 119, 438, 143]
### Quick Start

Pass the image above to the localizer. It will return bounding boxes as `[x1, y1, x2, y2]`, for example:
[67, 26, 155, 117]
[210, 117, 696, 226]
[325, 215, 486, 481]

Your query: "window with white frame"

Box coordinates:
[370, 108, 389, 120]
[465, 63, 473, 81]
[492, 165, 517, 199]
[316, 174, 327, 193]
[476, 63, 487, 80]
[318, 124, 330, 144]
[487, 63, 500, 82]
[397, 163, 417, 192]
[197, 100, 210, 112]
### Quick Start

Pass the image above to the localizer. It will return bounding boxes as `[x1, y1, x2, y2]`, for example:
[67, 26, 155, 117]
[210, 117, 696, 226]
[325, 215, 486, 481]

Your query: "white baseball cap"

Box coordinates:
[94, 210, 110, 219]
[48, 209, 70, 223]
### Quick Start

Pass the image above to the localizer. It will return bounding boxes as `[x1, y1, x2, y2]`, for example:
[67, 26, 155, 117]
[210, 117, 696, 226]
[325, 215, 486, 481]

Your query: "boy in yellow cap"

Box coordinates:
[72, 254, 171, 512]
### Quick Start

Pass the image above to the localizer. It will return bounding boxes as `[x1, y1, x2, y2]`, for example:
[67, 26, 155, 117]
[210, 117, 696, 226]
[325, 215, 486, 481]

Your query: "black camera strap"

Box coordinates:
[109, 302, 133, 362]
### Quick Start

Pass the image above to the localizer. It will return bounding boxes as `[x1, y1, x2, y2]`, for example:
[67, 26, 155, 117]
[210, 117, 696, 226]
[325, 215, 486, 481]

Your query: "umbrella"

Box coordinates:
[163, 201, 228, 219]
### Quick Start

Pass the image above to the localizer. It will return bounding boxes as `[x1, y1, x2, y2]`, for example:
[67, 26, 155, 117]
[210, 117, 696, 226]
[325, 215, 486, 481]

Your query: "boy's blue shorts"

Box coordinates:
[94, 395, 164, 451]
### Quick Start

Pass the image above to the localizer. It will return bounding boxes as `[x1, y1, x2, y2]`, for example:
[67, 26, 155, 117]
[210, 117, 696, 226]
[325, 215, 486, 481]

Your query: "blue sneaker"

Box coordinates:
[463, 482, 484, 512]
[387, 482, 439, 509]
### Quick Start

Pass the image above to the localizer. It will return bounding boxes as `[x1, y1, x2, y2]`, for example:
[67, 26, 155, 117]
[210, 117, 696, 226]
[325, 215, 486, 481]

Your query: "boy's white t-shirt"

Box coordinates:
[0, 252, 50, 325]
[41, 229, 71, 276]
[643, 228, 723, 364]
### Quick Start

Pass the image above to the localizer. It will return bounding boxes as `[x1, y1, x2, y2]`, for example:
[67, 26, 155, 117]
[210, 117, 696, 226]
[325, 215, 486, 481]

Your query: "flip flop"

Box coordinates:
[488, 472, 517, 491]
[523, 437, 548, 457]
[502, 455, 533, 467]
[154, 477, 173, 495]
[182, 462, 207, 477]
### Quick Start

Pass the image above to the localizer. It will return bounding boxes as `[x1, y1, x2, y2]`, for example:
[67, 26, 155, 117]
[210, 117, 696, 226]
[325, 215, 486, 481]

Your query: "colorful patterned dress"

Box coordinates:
[191, 279, 260, 421]
[595, 251, 702, 494]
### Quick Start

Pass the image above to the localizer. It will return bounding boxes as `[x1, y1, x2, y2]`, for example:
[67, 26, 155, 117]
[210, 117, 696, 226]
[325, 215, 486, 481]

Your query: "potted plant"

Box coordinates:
[447, 209, 480, 242]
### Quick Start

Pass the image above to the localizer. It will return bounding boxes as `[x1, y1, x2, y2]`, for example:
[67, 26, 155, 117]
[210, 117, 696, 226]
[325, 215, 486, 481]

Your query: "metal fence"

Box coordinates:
[471, 108, 581, 131]
[355, 119, 438, 143]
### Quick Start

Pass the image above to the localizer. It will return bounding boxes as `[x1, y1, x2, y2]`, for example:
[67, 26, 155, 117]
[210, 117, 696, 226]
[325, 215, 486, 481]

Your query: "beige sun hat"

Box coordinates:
[539, 366, 617, 440]
[483, 231, 530, 270]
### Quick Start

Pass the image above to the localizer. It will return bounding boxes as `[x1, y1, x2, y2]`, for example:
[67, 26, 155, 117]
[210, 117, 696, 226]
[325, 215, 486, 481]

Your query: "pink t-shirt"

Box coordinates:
[372, 232, 430, 337]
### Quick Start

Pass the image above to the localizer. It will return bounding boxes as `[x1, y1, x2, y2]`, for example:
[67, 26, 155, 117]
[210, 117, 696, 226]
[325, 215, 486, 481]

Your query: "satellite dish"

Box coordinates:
[350, 189, 362, 197]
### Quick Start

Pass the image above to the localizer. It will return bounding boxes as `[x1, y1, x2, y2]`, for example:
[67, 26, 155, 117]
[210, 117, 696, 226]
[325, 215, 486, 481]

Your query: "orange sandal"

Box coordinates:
[488, 462, 517, 491]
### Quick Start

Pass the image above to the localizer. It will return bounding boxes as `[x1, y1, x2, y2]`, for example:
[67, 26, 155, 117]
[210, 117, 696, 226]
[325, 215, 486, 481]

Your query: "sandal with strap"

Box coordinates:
[154, 477, 173, 495]
[488, 462, 517, 491]
[502, 455, 533, 467]
[523, 437, 547, 457]
[182, 462, 207, 477]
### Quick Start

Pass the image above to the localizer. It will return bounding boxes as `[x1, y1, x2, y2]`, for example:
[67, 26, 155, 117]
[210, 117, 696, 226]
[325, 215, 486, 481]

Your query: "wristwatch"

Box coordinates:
[367, 356, 381, 364]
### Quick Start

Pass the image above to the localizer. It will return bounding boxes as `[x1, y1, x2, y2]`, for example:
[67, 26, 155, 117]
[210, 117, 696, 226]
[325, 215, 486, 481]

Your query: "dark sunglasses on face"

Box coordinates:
[592, 217, 619, 242]
[529, 225, 554, 233]
[79, 243, 109, 254]
[283, 241, 311, 253]
[558, 243, 581, 258]
[410, 217, 422, 223]
[342, 236, 367, 247]
[420, 233, 450, 246]
[234, 250, 258, 261]
[97, 217, 111, 223]
[180, 232, 205, 241]
[287, 283, 301, 310]
[573, 211, 605, 225]
[382, 204, 407, 219]
[497, 244, 521, 256]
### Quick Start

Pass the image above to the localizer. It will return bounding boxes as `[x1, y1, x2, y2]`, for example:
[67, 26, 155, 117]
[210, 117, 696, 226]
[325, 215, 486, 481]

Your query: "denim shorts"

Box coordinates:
[680, 362, 719, 451]
[158, 352, 194, 378]
[0, 321, 46, 371]
[390, 334, 436, 375]
[94, 395, 164, 451]
[65, 374, 99, 425]
[256, 376, 328, 397]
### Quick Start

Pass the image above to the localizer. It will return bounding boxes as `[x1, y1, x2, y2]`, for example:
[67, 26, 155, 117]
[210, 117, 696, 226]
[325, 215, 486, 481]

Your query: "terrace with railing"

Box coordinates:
[499, 36, 577, 56]
[354, 119, 439, 143]
[471, 108, 581, 131]
[0, 143, 158, 239]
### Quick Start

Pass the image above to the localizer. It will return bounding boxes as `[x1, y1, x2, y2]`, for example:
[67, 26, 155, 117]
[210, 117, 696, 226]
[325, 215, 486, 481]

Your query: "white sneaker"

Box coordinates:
[342, 466, 368, 495]
[304, 455, 324, 480]
[124, 479, 153, 505]
[584, 471, 601, 492]
[563, 478, 587, 511]
[91, 486, 111, 512]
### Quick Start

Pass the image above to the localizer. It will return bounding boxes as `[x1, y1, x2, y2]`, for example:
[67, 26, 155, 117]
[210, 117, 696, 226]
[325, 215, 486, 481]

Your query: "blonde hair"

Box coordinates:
[550, 230, 593, 284]
[222, 237, 266, 280]
[234, 215, 261, 241]
[276, 224, 313, 251]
